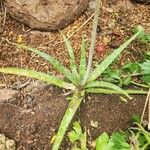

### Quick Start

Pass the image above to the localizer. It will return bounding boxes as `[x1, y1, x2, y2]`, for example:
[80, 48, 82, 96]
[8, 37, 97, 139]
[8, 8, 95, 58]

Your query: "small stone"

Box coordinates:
[0, 89, 19, 102]
[6, 139, 16, 150]
[24, 81, 47, 94]
[108, 19, 116, 29]
[109, 39, 122, 49]
[31, 111, 35, 115]
[0, 144, 6, 150]
[27, 140, 34, 144]
[96, 44, 106, 54]
[89, 0, 97, 10]
[90, 120, 99, 128]
[104, 7, 113, 13]
[87, 96, 91, 100]
[142, 120, 148, 127]
[0, 134, 6, 144]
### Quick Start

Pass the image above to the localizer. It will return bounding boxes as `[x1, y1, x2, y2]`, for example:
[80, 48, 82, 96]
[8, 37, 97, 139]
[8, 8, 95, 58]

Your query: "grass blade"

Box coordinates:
[0, 67, 75, 90]
[86, 88, 148, 95]
[87, 26, 144, 83]
[14, 44, 76, 84]
[80, 131, 87, 150]
[79, 35, 86, 81]
[86, 81, 131, 99]
[61, 33, 80, 82]
[52, 90, 84, 150]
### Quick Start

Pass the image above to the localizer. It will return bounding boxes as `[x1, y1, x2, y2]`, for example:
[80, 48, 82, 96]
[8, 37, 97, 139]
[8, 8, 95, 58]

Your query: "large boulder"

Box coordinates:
[4, 0, 89, 31]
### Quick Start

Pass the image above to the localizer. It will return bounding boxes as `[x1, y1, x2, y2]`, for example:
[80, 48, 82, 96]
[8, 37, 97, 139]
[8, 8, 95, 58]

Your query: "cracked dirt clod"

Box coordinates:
[4, 0, 89, 31]
[0, 88, 19, 102]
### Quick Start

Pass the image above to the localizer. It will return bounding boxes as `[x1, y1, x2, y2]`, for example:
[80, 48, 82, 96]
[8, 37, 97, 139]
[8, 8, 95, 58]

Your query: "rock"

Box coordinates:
[89, 0, 96, 10]
[0, 134, 6, 144]
[6, 139, 16, 150]
[0, 133, 16, 150]
[0, 89, 19, 102]
[24, 81, 49, 94]
[4, 0, 89, 31]
[0, 144, 6, 150]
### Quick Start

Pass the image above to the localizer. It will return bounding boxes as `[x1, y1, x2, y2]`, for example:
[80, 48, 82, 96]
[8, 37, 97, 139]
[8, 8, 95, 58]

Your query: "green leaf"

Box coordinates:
[87, 27, 144, 83]
[71, 147, 81, 150]
[122, 76, 131, 86]
[52, 91, 84, 150]
[86, 81, 131, 99]
[96, 132, 114, 150]
[110, 132, 130, 150]
[140, 60, 150, 74]
[80, 131, 87, 150]
[123, 62, 141, 74]
[133, 26, 149, 43]
[68, 121, 87, 150]
[130, 114, 141, 123]
[61, 32, 80, 82]
[129, 123, 150, 148]
[16, 44, 76, 84]
[140, 60, 150, 85]
[86, 88, 147, 95]
[0, 67, 75, 90]
[142, 75, 150, 85]
[96, 132, 131, 150]
[79, 35, 86, 81]
[104, 68, 121, 80]
[146, 52, 150, 56]
[68, 121, 82, 142]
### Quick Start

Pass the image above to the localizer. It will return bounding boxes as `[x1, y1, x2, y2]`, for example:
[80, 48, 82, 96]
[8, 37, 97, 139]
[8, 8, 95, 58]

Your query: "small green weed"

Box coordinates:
[133, 26, 150, 44]
[96, 115, 150, 150]
[69, 118, 150, 150]
[102, 51, 150, 88]
[96, 132, 130, 150]
[68, 121, 87, 150]
[129, 123, 150, 150]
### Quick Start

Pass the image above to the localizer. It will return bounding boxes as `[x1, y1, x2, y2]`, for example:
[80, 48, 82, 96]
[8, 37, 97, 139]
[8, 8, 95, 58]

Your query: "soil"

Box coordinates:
[0, 85, 147, 149]
[0, 0, 150, 149]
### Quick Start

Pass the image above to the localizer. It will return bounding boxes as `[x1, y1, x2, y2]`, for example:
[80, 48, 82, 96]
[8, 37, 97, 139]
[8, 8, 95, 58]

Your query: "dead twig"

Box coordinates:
[67, 13, 94, 40]
[52, 13, 94, 47]
[140, 89, 150, 130]
[2, 4, 7, 29]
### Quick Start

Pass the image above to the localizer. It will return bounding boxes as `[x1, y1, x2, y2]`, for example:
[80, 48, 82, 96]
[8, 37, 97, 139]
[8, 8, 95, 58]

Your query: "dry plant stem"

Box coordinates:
[82, 0, 101, 85]
[0, 0, 4, 11]
[52, 13, 94, 47]
[2, 6, 7, 29]
[140, 89, 150, 129]
[67, 13, 94, 40]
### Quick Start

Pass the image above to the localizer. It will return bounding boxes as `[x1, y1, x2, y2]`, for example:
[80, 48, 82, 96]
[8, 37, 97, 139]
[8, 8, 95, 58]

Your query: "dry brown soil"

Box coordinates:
[0, 86, 147, 149]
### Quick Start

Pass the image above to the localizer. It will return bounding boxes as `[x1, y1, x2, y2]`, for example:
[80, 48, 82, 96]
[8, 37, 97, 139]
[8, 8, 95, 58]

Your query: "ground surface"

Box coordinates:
[0, 0, 150, 149]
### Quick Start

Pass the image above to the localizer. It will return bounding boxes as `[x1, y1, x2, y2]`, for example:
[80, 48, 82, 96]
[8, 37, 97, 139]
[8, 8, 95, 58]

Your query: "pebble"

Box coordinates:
[0, 134, 16, 150]
[89, 0, 96, 10]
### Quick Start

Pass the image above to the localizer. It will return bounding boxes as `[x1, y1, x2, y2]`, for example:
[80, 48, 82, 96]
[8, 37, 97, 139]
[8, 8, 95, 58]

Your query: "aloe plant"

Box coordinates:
[0, 0, 147, 149]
